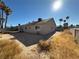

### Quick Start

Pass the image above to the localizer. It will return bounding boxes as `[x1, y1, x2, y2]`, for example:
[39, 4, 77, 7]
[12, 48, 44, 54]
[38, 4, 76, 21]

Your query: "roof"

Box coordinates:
[23, 18, 55, 26]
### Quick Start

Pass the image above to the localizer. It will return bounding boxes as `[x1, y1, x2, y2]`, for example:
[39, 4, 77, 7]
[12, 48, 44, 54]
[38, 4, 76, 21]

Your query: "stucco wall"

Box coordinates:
[22, 19, 56, 35]
[70, 28, 79, 43]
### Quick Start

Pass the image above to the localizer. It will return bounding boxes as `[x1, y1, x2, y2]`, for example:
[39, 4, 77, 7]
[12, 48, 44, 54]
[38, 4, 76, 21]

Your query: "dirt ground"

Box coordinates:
[9, 32, 53, 46]
[0, 30, 79, 59]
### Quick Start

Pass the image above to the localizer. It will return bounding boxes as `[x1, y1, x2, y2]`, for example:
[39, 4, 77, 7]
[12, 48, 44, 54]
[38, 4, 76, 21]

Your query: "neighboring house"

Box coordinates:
[70, 28, 79, 43]
[20, 18, 56, 35]
[70, 28, 79, 38]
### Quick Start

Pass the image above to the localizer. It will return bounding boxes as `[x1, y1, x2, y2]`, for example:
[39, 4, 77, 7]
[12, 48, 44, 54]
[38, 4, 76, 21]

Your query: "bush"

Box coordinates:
[37, 40, 51, 52]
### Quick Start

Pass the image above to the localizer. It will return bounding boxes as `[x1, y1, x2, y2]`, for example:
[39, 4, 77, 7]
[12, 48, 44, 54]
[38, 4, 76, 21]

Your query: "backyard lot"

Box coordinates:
[0, 32, 53, 46]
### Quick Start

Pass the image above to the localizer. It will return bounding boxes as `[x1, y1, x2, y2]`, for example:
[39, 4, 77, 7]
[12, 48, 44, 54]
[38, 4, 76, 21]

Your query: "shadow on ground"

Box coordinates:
[10, 32, 55, 46]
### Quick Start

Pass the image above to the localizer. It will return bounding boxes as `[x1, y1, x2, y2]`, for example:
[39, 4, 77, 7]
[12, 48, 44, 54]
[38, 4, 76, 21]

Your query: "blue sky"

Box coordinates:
[2, 0, 79, 26]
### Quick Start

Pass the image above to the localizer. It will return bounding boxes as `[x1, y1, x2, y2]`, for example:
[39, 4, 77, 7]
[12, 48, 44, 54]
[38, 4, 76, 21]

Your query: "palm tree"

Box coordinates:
[59, 18, 63, 26]
[64, 20, 66, 23]
[38, 18, 42, 22]
[4, 6, 12, 28]
[63, 16, 69, 29]
[66, 16, 69, 26]
[0, 1, 12, 29]
[66, 16, 69, 19]
[66, 16, 69, 23]
[0, 1, 5, 28]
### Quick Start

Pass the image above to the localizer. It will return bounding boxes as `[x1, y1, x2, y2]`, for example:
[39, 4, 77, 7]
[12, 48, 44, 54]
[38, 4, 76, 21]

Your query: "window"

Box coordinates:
[25, 27, 27, 29]
[29, 27, 31, 29]
[35, 26, 40, 30]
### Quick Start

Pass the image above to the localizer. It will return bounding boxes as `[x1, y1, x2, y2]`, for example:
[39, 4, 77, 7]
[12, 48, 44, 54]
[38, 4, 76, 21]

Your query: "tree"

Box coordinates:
[64, 20, 66, 23]
[0, 1, 5, 28]
[70, 24, 74, 28]
[63, 16, 70, 28]
[0, 1, 12, 29]
[4, 6, 12, 28]
[66, 16, 69, 19]
[76, 24, 79, 28]
[59, 18, 63, 26]
[38, 18, 42, 22]
[66, 16, 69, 23]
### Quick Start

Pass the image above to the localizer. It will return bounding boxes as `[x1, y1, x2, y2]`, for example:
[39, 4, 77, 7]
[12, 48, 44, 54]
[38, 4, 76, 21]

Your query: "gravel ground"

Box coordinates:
[9, 32, 53, 46]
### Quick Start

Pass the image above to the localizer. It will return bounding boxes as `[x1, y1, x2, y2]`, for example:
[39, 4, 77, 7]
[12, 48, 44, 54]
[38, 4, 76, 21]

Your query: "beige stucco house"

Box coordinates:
[20, 18, 56, 35]
[70, 28, 79, 41]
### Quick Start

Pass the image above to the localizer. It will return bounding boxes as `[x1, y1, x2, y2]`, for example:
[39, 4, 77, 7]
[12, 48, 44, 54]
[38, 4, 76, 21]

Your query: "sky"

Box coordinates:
[2, 0, 79, 26]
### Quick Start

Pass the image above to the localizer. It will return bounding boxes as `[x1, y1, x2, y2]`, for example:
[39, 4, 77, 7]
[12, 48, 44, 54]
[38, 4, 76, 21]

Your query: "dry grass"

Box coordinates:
[36, 30, 79, 59]
[0, 39, 23, 59]
[49, 30, 79, 59]
[37, 40, 51, 52]
[0, 30, 79, 59]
